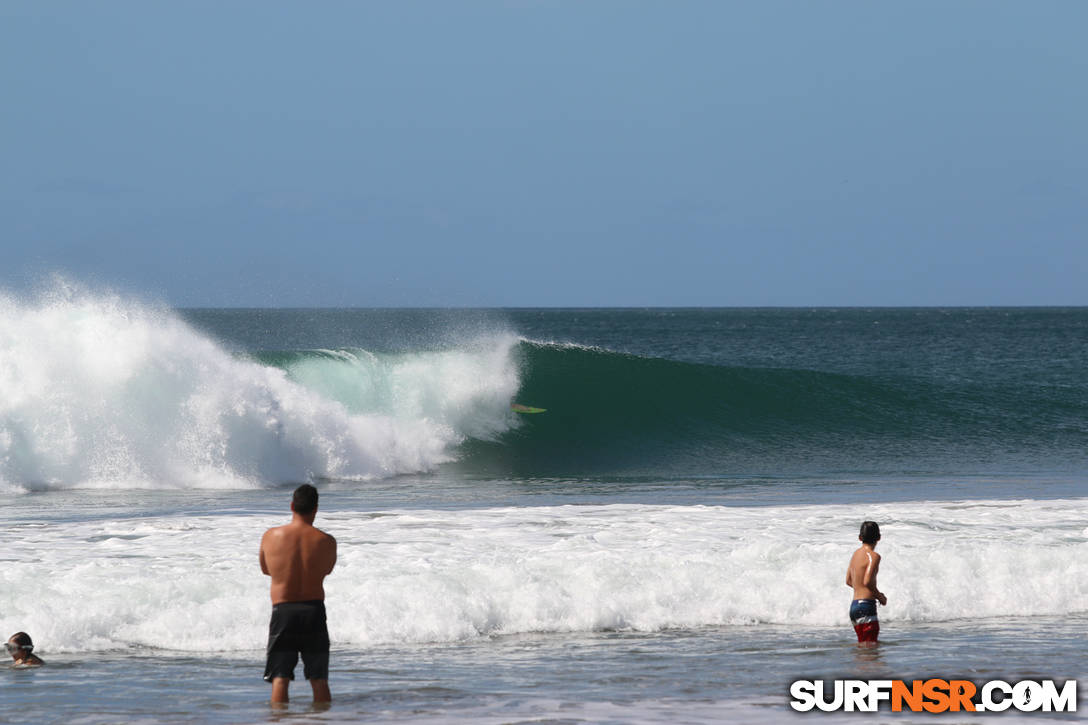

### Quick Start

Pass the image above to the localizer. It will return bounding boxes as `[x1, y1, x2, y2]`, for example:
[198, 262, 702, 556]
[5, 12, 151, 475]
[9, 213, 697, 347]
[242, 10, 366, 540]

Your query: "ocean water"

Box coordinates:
[1, 289, 1085, 723]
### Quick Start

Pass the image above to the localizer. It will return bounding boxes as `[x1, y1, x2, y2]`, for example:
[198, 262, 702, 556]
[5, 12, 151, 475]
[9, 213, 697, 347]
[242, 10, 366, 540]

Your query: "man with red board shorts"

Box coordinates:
[846, 521, 886, 646]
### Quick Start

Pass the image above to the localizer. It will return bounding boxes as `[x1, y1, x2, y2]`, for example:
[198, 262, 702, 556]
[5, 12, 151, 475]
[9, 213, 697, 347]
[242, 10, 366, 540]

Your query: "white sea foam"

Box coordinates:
[318, 698, 1083, 725]
[283, 341, 519, 443]
[0, 286, 520, 490]
[1, 497, 1084, 654]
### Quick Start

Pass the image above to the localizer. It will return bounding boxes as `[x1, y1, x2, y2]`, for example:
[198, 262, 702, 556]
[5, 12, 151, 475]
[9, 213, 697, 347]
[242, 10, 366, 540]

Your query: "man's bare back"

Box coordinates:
[846, 521, 886, 645]
[260, 484, 337, 705]
[260, 519, 336, 604]
[846, 545, 885, 603]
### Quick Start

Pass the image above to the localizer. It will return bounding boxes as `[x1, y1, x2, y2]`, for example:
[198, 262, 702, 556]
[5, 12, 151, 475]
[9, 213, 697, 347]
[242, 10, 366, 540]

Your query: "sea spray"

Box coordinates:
[269, 340, 520, 442]
[0, 287, 520, 490]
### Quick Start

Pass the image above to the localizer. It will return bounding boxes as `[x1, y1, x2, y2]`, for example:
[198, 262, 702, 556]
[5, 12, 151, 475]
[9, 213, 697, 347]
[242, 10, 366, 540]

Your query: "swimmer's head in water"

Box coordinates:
[6, 632, 33, 654]
[292, 484, 319, 516]
[859, 521, 881, 545]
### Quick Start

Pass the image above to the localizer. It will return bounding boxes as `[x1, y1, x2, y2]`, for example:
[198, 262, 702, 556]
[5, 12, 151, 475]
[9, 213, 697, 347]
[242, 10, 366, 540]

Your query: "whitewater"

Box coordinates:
[0, 288, 521, 491]
[1, 291, 1085, 723]
[4, 498, 1086, 654]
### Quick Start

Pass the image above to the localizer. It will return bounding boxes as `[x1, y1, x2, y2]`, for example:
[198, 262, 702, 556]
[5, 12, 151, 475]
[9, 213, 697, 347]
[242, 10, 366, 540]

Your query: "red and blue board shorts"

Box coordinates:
[850, 598, 879, 642]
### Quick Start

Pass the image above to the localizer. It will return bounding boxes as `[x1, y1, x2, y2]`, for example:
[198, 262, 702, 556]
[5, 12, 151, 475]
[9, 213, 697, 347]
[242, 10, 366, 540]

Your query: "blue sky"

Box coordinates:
[2, 1, 1085, 306]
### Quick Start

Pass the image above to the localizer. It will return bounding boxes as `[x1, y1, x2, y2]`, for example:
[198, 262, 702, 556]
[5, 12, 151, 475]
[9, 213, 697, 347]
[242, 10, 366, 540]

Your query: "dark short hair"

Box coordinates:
[9, 632, 33, 650]
[859, 521, 881, 545]
[292, 484, 319, 515]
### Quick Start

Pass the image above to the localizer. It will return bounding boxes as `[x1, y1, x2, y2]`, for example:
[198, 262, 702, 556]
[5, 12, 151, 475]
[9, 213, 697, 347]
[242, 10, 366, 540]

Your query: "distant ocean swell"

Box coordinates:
[3, 291, 1087, 490]
[463, 341, 1088, 475]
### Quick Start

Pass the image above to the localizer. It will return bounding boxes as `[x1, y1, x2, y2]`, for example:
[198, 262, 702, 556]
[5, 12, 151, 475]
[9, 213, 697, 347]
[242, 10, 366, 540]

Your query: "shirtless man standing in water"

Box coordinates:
[846, 521, 887, 646]
[260, 484, 337, 704]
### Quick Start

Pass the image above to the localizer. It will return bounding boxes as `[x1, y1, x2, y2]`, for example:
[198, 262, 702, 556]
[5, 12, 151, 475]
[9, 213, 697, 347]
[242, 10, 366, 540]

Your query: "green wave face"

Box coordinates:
[458, 342, 1088, 477]
[255, 342, 523, 444]
[252, 340, 1088, 479]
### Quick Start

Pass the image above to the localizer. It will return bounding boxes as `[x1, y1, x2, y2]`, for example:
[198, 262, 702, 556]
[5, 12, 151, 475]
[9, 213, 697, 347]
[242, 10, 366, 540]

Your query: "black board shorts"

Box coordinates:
[263, 600, 330, 682]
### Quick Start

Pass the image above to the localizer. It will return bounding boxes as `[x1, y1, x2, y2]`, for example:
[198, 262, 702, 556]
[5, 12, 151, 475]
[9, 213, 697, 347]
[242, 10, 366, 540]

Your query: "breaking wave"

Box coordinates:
[0, 287, 520, 491]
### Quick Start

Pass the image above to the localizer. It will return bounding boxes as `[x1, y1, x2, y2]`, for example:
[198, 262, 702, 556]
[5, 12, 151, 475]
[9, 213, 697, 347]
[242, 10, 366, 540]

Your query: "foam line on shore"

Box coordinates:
[1, 497, 1084, 652]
